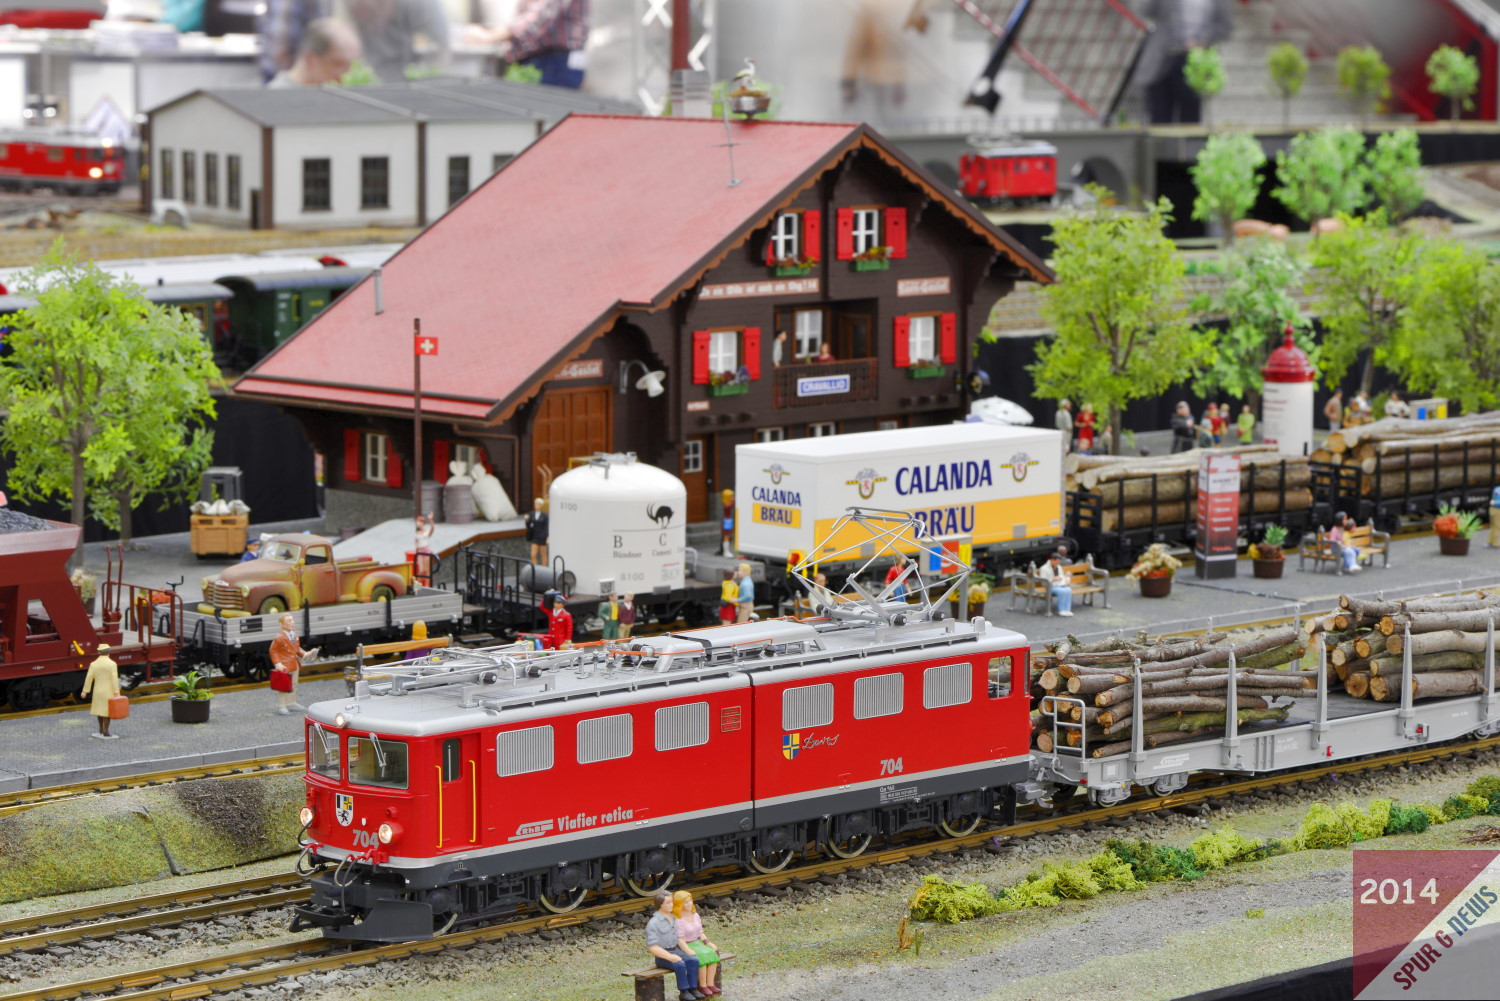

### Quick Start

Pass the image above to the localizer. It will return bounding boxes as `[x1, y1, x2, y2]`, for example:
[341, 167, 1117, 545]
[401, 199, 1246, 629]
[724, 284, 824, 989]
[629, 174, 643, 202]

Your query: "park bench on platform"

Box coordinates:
[1007, 556, 1109, 615]
[1298, 522, 1390, 575]
[624, 952, 735, 1001]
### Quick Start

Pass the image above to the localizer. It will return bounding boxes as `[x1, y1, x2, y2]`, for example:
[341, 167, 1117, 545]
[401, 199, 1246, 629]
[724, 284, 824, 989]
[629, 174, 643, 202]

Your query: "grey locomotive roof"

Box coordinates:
[141, 282, 231, 303]
[151, 79, 638, 127]
[306, 614, 1025, 737]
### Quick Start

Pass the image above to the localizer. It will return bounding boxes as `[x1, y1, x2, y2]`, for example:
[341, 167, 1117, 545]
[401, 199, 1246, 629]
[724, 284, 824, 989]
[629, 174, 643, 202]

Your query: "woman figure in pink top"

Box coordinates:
[672, 890, 723, 996]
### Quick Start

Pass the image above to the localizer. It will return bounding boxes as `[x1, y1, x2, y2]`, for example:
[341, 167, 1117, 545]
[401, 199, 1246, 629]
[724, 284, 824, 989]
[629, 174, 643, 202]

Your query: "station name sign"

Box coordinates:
[796, 374, 851, 398]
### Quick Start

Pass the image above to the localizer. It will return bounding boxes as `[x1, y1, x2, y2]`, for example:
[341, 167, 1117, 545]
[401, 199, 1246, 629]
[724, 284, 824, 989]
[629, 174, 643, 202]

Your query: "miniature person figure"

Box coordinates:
[1236, 404, 1256, 445]
[271, 613, 317, 714]
[815, 341, 836, 363]
[240, 536, 262, 562]
[734, 562, 755, 624]
[524, 497, 549, 565]
[1211, 402, 1227, 445]
[1054, 399, 1073, 453]
[1385, 390, 1411, 419]
[619, 594, 637, 638]
[1197, 404, 1216, 448]
[409, 620, 433, 659]
[82, 644, 121, 739]
[1328, 512, 1361, 574]
[599, 592, 621, 640]
[1037, 552, 1074, 617]
[1170, 401, 1196, 453]
[1489, 481, 1500, 549]
[673, 890, 723, 996]
[1352, 392, 1372, 425]
[646, 889, 703, 1001]
[772, 330, 788, 367]
[720, 488, 735, 557]
[884, 561, 907, 601]
[1324, 389, 1344, 431]
[1074, 403, 1096, 454]
[546, 591, 574, 649]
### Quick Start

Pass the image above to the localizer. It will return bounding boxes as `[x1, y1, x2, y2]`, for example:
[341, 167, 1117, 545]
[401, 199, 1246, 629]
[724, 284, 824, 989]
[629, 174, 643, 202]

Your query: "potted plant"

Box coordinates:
[170, 669, 213, 723]
[908, 359, 946, 379]
[852, 245, 891, 271]
[1128, 543, 1182, 597]
[1249, 525, 1288, 579]
[708, 370, 749, 397]
[71, 567, 98, 616]
[1433, 503, 1482, 556]
[772, 254, 815, 277]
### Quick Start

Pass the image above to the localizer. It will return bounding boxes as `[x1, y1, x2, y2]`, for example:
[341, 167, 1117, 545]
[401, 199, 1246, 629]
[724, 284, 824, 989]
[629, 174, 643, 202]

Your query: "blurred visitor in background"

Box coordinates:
[259, 0, 330, 82]
[841, 0, 911, 113]
[269, 17, 362, 85]
[1384, 390, 1411, 419]
[345, 0, 451, 83]
[1137, 0, 1233, 123]
[468, 0, 590, 88]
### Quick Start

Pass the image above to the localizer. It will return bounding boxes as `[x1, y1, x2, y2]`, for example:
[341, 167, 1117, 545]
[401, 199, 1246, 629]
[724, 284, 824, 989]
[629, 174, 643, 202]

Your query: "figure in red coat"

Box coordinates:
[523, 590, 574, 649]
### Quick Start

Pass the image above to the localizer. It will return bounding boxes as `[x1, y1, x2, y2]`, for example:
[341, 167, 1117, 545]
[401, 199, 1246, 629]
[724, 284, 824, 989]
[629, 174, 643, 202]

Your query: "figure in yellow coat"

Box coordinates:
[81, 644, 121, 739]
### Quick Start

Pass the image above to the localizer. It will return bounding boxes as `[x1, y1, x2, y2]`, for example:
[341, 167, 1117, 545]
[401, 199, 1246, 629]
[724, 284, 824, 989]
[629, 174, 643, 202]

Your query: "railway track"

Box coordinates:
[11, 731, 1499, 1001]
[0, 753, 304, 818]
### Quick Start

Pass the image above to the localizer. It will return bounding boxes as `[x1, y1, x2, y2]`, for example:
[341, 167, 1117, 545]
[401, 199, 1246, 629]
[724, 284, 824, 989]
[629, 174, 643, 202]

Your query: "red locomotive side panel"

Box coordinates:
[0, 134, 124, 192]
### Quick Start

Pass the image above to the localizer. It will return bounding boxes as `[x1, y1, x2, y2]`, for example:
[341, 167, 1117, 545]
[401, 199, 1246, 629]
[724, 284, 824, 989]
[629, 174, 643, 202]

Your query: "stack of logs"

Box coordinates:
[1313, 412, 1500, 500]
[1066, 446, 1312, 532]
[1030, 627, 1312, 758]
[1305, 591, 1500, 702]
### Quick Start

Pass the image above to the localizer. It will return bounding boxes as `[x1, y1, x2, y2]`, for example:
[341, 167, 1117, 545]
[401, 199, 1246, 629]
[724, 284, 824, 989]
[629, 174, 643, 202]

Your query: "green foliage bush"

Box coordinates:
[1105, 837, 1205, 882]
[1419, 804, 1449, 826]
[1442, 794, 1491, 822]
[1190, 826, 1263, 870]
[1384, 805, 1432, 836]
[1087, 849, 1146, 892]
[1298, 803, 1355, 848]
[1045, 861, 1103, 900]
[1465, 776, 1500, 803]
[908, 875, 1006, 924]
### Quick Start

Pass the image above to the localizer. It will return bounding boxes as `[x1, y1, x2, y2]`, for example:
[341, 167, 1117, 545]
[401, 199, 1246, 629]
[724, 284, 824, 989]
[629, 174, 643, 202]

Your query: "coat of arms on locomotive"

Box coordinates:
[335, 793, 354, 826]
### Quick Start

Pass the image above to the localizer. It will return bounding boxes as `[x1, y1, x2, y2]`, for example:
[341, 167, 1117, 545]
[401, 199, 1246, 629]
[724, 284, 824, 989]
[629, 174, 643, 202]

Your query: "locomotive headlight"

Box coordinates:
[334, 713, 347, 728]
[299, 806, 314, 826]
[377, 821, 401, 844]
[88, 167, 103, 179]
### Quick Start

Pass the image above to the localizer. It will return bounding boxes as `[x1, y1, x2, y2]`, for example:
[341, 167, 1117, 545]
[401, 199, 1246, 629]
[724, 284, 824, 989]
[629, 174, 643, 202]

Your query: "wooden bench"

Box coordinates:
[1007, 556, 1109, 615]
[1298, 522, 1390, 575]
[624, 953, 735, 1001]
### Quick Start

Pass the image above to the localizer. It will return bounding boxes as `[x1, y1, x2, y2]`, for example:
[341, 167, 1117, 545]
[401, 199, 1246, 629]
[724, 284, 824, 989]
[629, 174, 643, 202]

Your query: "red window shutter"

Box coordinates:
[432, 440, 450, 484]
[939, 312, 958, 364]
[835, 208, 854, 260]
[802, 210, 821, 262]
[743, 327, 762, 380]
[886, 206, 908, 259]
[343, 429, 361, 482]
[893, 316, 911, 368]
[765, 219, 778, 266]
[385, 440, 404, 489]
[692, 330, 712, 385]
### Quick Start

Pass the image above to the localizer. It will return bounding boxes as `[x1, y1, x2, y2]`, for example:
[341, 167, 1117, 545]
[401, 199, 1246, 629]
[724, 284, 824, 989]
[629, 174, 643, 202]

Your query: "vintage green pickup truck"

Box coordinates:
[199, 533, 413, 616]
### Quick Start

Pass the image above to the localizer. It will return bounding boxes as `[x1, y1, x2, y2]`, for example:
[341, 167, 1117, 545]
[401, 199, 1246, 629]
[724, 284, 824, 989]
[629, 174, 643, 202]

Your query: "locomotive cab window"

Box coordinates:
[348, 736, 408, 789]
[309, 726, 340, 779]
[442, 738, 461, 781]
[783, 683, 833, 730]
[988, 656, 1014, 699]
[923, 663, 972, 709]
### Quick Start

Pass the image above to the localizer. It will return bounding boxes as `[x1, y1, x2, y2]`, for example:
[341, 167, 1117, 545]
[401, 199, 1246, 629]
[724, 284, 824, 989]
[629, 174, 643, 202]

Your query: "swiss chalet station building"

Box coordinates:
[235, 114, 1052, 528]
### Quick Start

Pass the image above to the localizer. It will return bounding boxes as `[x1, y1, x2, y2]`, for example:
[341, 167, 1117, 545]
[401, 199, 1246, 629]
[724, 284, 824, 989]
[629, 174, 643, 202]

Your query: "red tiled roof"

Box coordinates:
[235, 114, 1047, 421]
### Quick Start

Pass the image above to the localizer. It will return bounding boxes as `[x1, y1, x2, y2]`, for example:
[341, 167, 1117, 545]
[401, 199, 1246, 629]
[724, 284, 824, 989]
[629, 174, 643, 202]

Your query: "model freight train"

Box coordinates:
[289, 510, 1500, 943]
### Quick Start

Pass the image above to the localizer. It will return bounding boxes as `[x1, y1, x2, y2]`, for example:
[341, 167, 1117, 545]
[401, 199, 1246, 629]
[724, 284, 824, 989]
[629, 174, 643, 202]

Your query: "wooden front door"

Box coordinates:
[837, 312, 873, 361]
[531, 386, 611, 500]
[681, 437, 709, 522]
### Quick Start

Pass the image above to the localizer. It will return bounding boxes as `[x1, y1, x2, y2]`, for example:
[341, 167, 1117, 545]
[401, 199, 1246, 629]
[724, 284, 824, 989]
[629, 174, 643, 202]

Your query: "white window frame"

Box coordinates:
[852, 208, 881, 254]
[708, 330, 738, 376]
[908, 315, 937, 365]
[451, 442, 482, 473]
[771, 212, 800, 262]
[363, 432, 389, 482]
[794, 309, 822, 361]
[682, 440, 704, 475]
[755, 428, 786, 443]
[808, 422, 837, 437]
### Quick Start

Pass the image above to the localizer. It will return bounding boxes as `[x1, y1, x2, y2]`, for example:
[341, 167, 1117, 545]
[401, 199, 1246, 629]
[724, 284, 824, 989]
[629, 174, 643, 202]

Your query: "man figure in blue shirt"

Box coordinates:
[734, 562, 755, 623]
[646, 889, 703, 1001]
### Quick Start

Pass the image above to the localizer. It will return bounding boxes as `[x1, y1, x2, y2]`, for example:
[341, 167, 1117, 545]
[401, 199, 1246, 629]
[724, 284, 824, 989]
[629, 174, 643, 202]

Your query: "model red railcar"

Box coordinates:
[0, 130, 124, 194]
[291, 608, 1031, 941]
[959, 138, 1058, 206]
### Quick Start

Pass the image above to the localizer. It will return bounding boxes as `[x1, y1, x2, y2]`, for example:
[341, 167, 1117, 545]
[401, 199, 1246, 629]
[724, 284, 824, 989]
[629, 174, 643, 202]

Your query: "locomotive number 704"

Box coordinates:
[880, 758, 904, 775]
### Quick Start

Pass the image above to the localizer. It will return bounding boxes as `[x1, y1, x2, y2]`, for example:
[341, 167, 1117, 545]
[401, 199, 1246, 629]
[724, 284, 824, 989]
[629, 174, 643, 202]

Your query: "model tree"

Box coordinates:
[1310, 211, 1423, 397]
[1337, 45, 1391, 129]
[0, 245, 220, 553]
[1427, 44, 1479, 126]
[1272, 127, 1368, 228]
[1390, 238, 1500, 412]
[1191, 132, 1266, 246]
[1031, 192, 1206, 457]
[1193, 239, 1314, 413]
[1365, 129, 1426, 221]
[1184, 47, 1227, 126]
[1267, 41, 1308, 129]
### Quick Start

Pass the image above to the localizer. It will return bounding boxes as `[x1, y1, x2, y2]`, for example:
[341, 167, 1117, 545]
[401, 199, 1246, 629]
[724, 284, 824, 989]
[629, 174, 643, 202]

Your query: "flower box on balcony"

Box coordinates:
[709, 382, 750, 397]
[908, 364, 946, 379]
[852, 258, 890, 272]
[773, 263, 814, 277]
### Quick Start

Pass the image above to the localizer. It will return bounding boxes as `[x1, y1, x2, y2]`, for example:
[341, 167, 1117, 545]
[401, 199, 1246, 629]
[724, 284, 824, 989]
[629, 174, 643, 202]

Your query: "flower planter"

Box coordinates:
[728, 93, 771, 117]
[1439, 536, 1471, 556]
[1138, 574, 1173, 598]
[1252, 558, 1285, 579]
[908, 365, 946, 379]
[852, 258, 890, 272]
[772, 264, 814, 277]
[708, 383, 749, 397]
[170, 697, 211, 723]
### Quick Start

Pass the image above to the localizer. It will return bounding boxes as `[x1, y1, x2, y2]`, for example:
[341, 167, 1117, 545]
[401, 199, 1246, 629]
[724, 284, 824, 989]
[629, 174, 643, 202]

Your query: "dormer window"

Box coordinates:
[765, 210, 822, 273]
[835, 206, 907, 267]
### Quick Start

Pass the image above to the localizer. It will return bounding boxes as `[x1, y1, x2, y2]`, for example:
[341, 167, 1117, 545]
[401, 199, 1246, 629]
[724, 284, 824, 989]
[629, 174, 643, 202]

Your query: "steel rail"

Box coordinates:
[0, 755, 305, 817]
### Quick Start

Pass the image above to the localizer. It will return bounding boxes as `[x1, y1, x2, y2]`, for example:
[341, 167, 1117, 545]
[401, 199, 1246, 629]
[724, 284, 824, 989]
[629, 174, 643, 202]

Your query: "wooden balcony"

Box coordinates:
[773, 358, 879, 409]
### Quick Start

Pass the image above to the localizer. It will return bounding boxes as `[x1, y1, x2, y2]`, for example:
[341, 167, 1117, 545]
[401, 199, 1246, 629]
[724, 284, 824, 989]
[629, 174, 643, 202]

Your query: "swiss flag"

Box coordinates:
[415, 335, 439, 356]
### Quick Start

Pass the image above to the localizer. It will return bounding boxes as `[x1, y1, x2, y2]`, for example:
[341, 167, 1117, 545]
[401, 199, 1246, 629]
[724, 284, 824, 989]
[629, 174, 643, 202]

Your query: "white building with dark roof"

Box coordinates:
[145, 79, 637, 230]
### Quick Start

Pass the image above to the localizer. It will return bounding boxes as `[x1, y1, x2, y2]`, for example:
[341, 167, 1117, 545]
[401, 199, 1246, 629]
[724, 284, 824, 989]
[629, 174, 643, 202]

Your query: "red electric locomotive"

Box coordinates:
[959, 137, 1058, 207]
[291, 516, 1032, 942]
[0, 130, 125, 195]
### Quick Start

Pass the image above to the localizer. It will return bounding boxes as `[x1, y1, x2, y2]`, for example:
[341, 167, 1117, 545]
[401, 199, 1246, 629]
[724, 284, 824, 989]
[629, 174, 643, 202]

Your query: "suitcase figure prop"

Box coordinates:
[107, 694, 130, 719]
[271, 668, 295, 692]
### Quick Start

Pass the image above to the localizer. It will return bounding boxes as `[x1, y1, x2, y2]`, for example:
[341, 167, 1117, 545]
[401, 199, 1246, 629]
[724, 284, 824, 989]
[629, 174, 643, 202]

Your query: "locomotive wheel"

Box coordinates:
[624, 871, 674, 896]
[824, 832, 872, 859]
[938, 814, 982, 838]
[8, 680, 48, 712]
[745, 849, 796, 875]
[537, 886, 588, 913]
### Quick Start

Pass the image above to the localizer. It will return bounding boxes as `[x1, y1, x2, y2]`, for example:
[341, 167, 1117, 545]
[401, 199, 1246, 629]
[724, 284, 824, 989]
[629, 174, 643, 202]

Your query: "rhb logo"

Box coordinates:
[509, 819, 555, 841]
[1000, 451, 1039, 483]
[845, 467, 888, 500]
[764, 463, 790, 485]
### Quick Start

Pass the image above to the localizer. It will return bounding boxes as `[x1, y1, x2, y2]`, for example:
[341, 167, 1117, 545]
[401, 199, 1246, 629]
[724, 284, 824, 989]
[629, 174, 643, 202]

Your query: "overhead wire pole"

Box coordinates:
[413, 317, 423, 528]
